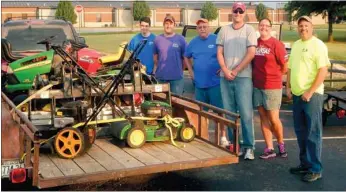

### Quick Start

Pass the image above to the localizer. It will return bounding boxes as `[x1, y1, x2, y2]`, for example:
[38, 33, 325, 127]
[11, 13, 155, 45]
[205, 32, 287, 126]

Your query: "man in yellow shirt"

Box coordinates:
[286, 16, 330, 182]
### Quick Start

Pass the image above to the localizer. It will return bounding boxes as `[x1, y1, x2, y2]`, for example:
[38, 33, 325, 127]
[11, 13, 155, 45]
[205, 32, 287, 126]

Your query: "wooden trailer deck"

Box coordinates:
[2, 92, 240, 189]
[37, 138, 237, 188]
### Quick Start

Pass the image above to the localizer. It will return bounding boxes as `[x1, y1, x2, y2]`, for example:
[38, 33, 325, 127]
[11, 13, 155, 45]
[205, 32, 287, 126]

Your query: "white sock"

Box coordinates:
[221, 136, 228, 142]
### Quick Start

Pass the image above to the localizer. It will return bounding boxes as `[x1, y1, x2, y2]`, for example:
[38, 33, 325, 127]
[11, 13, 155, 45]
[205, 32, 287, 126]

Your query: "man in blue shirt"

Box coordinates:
[153, 15, 189, 95]
[128, 17, 156, 74]
[184, 18, 226, 140]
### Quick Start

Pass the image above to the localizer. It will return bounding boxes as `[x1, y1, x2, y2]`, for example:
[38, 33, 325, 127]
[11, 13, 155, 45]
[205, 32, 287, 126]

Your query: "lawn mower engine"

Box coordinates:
[57, 100, 89, 123]
[140, 100, 172, 118]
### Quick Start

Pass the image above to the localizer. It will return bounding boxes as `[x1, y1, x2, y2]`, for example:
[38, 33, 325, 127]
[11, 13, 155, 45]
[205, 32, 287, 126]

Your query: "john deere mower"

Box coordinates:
[15, 39, 195, 160]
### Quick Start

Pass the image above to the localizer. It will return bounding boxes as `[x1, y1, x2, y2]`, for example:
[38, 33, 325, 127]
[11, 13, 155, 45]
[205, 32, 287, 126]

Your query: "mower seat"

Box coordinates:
[1, 38, 22, 62]
[99, 42, 128, 66]
[70, 40, 88, 52]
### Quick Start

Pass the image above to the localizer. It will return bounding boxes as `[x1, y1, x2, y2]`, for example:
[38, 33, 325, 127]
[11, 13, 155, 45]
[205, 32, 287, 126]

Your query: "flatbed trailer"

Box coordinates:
[1, 92, 240, 189]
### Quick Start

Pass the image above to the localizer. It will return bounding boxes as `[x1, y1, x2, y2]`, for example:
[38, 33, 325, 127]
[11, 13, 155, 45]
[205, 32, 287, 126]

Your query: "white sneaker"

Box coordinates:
[244, 148, 255, 160]
[220, 139, 230, 148]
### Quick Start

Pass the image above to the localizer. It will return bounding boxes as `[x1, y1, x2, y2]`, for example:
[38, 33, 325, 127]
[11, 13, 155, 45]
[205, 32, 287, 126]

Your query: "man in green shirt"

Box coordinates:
[286, 16, 330, 182]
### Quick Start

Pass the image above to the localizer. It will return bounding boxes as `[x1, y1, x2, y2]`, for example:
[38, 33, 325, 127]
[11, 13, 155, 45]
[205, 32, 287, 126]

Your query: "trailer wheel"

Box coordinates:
[127, 128, 146, 148]
[179, 124, 196, 142]
[54, 127, 85, 159]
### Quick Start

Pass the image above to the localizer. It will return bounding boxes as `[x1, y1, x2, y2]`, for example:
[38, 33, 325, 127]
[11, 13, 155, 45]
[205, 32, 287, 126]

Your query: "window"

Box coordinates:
[96, 13, 102, 22]
[22, 13, 28, 19]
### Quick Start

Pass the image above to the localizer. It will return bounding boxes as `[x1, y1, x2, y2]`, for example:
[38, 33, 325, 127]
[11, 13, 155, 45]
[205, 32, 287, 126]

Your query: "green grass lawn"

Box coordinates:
[83, 24, 346, 60]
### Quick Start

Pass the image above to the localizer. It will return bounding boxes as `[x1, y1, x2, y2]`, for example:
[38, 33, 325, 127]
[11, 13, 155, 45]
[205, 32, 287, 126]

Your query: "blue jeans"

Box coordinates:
[293, 93, 323, 173]
[195, 85, 223, 111]
[158, 79, 184, 95]
[220, 77, 255, 149]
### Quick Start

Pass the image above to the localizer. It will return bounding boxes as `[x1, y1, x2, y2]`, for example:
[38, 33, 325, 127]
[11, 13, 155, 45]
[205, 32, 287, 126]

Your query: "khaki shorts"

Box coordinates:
[253, 88, 282, 110]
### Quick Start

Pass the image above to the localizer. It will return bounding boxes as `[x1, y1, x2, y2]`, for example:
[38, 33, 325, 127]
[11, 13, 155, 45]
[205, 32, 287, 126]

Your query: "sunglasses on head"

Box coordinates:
[233, 9, 244, 14]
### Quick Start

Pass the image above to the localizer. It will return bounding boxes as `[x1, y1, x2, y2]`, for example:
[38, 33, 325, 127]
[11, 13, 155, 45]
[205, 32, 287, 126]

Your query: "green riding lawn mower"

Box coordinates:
[2, 37, 196, 159]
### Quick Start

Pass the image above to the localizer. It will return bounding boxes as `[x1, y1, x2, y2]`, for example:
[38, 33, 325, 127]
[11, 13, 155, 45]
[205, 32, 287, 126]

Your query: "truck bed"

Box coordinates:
[37, 138, 237, 189]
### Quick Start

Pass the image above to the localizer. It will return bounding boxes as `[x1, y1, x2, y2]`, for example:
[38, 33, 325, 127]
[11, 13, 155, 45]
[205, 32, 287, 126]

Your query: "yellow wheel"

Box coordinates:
[179, 124, 196, 142]
[127, 128, 146, 148]
[54, 127, 85, 159]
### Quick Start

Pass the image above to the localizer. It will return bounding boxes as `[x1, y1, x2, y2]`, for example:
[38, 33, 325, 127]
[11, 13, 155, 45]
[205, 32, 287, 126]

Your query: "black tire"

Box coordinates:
[179, 123, 196, 142]
[12, 94, 27, 105]
[83, 126, 96, 151]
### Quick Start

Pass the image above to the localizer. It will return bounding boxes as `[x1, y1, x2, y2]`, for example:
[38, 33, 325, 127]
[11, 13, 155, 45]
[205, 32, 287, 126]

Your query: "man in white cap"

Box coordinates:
[216, 2, 257, 160]
[287, 15, 330, 182]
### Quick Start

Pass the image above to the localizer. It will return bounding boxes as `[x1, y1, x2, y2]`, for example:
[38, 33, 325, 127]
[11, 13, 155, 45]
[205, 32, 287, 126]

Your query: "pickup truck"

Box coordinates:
[1, 18, 104, 75]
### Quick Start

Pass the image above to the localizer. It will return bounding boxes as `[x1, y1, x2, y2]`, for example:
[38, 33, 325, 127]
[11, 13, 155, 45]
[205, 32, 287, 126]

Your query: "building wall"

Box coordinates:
[83, 7, 113, 27]
[155, 8, 181, 26]
[118, 9, 132, 27]
[1, 7, 37, 22]
[2, 6, 317, 27]
[38, 8, 56, 19]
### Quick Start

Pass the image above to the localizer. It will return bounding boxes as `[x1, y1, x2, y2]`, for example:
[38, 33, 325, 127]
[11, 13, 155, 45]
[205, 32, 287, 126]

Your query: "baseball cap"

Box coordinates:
[232, 2, 246, 12]
[297, 16, 313, 24]
[164, 15, 175, 23]
[196, 18, 209, 25]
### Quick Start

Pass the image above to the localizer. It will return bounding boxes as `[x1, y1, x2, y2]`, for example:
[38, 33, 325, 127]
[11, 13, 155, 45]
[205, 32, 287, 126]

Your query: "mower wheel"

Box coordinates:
[179, 124, 196, 142]
[13, 94, 28, 112]
[54, 127, 85, 159]
[127, 128, 146, 148]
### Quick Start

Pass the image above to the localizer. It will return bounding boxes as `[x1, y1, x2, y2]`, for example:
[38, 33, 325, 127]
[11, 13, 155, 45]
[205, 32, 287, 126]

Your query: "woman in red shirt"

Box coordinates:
[253, 18, 288, 159]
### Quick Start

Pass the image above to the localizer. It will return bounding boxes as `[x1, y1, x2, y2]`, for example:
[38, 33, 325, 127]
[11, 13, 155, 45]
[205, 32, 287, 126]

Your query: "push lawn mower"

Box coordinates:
[15, 38, 196, 159]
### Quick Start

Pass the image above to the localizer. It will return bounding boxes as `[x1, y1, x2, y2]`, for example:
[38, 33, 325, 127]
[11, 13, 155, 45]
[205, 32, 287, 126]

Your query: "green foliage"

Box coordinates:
[55, 1, 77, 24]
[284, 1, 346, 41]
[132, 1, 151, 21]
[255, 3, 268, 22]
[200, 2, 218, 21]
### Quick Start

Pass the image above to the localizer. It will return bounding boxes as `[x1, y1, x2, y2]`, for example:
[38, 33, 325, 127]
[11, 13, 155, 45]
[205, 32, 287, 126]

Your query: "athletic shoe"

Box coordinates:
[289, 165, 309, 175]
[259, 148, 276, 159]
[302, 172, 322, 182]
[244, 148, 255, 160]
[278, 143, 288, 158]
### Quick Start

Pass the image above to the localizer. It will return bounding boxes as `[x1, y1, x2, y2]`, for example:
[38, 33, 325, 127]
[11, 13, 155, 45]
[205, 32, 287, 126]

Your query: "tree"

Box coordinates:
[132, 1, 151, 21]
[284, 1, 346, 42]
[200, 2, 218, 21]
[55, 1, 77, 24]
[255, 3, 268, 22]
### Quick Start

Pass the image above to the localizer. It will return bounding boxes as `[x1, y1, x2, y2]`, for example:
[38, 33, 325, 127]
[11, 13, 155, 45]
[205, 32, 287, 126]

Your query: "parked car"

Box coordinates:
[1, 18, 104, 74]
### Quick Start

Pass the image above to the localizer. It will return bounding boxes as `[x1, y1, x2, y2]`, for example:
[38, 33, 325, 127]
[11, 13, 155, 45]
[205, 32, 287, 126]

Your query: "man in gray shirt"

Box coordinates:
[216, 2, 257, 160]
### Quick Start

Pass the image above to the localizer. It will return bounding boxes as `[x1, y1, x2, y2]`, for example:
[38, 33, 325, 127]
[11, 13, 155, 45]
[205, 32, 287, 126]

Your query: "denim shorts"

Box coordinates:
[253, 87, 282, 110]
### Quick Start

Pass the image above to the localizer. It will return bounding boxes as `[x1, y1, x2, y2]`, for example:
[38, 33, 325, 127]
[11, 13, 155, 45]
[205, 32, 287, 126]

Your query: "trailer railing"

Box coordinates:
[1, 92, 41, 186]
[326, 60, 346, 89]
[156, 93, 241, 155]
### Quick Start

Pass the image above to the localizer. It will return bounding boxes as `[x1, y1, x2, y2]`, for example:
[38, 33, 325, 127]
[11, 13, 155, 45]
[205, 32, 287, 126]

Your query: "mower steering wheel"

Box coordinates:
[37, 35, 57, 45]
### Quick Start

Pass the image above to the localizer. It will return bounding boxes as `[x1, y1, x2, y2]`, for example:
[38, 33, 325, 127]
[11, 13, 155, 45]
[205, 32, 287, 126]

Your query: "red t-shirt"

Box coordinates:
[253, 37, 288, 89]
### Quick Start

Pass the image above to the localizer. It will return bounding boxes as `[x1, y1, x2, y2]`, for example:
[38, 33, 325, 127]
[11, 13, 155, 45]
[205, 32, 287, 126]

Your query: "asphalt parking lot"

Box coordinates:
[2, 75, 346, 191]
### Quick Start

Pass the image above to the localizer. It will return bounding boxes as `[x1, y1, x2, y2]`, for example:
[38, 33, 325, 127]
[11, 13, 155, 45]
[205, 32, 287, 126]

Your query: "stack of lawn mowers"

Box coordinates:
[1, 36, 196, 159]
